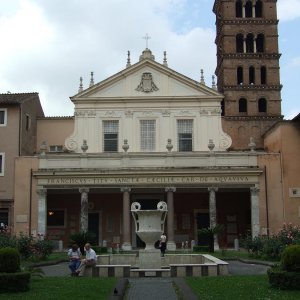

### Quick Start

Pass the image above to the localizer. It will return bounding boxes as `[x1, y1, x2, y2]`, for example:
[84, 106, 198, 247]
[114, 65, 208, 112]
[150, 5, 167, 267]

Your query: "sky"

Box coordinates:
[0, 0, 299, 119]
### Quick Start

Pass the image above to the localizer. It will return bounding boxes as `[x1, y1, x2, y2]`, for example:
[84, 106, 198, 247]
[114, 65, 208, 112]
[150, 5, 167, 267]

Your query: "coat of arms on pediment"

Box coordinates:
[136, 72, 159, 93]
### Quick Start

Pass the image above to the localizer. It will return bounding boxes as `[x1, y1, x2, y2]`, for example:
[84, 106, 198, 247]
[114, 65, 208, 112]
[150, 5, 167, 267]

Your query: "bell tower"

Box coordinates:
[213, 0, 283, 149]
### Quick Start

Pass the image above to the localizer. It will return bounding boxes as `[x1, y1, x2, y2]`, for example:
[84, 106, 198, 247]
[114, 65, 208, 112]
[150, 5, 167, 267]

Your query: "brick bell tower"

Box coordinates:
[213, 0, 283, 149]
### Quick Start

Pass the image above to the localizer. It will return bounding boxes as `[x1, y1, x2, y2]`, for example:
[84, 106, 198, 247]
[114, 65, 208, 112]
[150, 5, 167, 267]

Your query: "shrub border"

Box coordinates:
[268, 268, 300, 290]
[0, 271, 31, 293]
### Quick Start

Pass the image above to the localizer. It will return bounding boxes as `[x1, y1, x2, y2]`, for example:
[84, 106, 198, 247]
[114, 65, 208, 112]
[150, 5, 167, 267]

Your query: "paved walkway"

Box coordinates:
[40, 261, 70, 277]
[125, 278, 178, 300]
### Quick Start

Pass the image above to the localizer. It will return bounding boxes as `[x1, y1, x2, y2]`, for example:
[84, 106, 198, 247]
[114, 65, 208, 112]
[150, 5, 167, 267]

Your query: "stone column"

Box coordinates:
[37, 188, 47, 237]
[242, 4, 246, 18]
[208, 187, 219, 250]
[252, 4, 256, 18]
[121, 187, 132, 250]
[254, 37, 257, 53]
[243, 37, 247, 53]
[165, 187, 176, 250]
[79, 188, 89, 232]
[250, 185, 260, 237]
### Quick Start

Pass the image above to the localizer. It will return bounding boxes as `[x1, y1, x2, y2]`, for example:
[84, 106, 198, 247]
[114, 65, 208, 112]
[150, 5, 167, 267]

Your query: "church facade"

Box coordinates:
[2, 0, 300, 249]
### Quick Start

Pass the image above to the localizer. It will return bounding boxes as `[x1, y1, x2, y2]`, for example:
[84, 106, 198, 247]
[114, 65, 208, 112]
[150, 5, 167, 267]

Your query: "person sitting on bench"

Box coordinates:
[67, 244, 81, 276]
[75, 243, 97, 276]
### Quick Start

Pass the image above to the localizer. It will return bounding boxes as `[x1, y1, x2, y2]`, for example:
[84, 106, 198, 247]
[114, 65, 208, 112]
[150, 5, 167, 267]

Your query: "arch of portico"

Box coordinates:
[35, 170, 261, 249]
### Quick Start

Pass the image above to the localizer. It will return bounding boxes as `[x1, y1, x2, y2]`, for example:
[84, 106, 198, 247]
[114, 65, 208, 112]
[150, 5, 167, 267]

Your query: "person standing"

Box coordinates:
[160, 233, 167, 257]
[75, 243, 97, 276]
[67, 244, 81, 276]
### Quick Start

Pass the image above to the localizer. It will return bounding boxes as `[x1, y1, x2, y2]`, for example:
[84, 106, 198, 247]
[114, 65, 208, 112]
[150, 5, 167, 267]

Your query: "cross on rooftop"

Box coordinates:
[143, 33, 151, 49]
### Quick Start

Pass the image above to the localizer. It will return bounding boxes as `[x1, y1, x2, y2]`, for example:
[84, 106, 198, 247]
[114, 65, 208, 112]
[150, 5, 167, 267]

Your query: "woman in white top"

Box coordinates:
[67, 244, 81, 276]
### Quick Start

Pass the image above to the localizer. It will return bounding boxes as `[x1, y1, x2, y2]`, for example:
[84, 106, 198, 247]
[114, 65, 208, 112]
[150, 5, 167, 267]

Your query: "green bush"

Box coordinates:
[0, 234, 17, 249]
[281, 245, 300, 272]
[193, 246, 210, 252]
[69, 231, 96, 254]
[33, 239, 54, 260]
[268, 268, 300, 290]
[17, 233, 34, 259]
[93, 246, 108, 254]
[0, 247, 20, 273]
[241, 223, 300, 260]
[262, 236, 285, 260]
[0, 272, 31, 293]
[16, 233, 54, 261]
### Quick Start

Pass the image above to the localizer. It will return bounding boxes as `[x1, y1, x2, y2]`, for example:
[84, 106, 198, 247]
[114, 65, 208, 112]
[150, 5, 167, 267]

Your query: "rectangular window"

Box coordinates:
[140, 120, 156, 151]
[25, 114, 31, 131]
[0, 109, 7, 126]
[47, 210, 65, 227]
[177, 119, 193, 151]
[49, 145, 64, 152]
[0, 208, 9, 226]
[103, 120, 119, 152]
[0, 153, 4, 176]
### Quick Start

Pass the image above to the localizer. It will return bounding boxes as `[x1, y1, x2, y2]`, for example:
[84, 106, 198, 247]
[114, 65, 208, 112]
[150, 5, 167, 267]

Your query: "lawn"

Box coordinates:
[186, 275, 300, 300]
[0, 277, 117, 300]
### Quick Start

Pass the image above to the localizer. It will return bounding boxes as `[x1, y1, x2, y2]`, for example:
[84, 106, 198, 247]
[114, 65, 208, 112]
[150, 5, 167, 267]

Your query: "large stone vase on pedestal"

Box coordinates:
[131, 201, 167, 269]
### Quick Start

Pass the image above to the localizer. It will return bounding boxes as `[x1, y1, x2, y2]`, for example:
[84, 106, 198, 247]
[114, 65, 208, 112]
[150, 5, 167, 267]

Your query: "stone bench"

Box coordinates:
[92, 265, 131, 277]
[170, 263, 220, 277]
[130, 268, 171, 278]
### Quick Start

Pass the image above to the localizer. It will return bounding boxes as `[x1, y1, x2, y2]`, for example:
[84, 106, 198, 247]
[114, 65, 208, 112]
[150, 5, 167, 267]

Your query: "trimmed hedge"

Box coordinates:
[93, 246, 108, 254]
[268, 268, 300, 290]
[193, 246, 210, 252]
[281, 245, 300, 272]
[0, 272, 31, 293]
[0, 247, 20, 273]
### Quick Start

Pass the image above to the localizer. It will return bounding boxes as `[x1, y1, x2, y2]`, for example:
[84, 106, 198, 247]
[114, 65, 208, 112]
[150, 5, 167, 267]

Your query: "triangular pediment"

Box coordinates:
[71, 58, 222, 101]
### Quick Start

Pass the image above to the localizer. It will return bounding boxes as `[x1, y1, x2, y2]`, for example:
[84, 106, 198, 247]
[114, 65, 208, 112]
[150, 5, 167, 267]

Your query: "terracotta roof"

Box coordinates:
[37, 116, 74, 120]
[0, 92, 39, 105]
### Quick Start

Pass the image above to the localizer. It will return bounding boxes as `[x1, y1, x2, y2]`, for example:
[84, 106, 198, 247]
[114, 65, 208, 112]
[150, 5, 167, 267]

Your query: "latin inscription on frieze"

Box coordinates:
[43, 175, 251, 186]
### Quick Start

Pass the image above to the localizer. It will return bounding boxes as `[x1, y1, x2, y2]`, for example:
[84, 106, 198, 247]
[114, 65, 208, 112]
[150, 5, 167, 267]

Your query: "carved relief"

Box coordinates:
[125, 110, 134, 118]
[211, 108, 222, 115]
[105, 111, 121, 117]
[74, 110, 86, 117]
[176, 110, 195, 117]
[162, 110, 171, 117]
[199, 109, 209, 115]
[87, 110, 96, 117]
[136, 72, 159, 93]
[143, 111, 155, 117]
[220, 132, 232, 150]
[65, 137, 78, 151]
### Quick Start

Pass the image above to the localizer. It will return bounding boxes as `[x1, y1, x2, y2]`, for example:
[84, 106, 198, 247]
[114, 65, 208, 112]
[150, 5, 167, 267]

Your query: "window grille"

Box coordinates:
[0, 109, 7, 126]
[49, 145, 63, 152]
[0, 154, 3, 175]
[177, 119, 193, 151]
[103, 120, 119, 152]
[140, 120, 156, 151]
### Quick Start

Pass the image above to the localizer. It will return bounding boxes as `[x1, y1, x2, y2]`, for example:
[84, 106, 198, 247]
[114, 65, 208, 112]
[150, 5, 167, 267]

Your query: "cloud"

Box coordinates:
[278, 0, 300, 22]
[0, 0, 216, 116]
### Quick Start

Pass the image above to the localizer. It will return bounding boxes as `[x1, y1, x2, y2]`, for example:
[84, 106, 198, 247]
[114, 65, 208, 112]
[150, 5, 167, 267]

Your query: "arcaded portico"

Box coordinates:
[33, 150, 261, 248]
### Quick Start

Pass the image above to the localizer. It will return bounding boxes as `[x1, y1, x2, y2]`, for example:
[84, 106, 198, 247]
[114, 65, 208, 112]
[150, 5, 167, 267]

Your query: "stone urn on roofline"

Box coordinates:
[131, 201, 168, 251]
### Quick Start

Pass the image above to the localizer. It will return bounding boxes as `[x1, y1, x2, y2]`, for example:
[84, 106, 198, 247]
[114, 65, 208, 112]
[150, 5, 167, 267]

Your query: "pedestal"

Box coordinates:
[139, 249, 161, 269]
